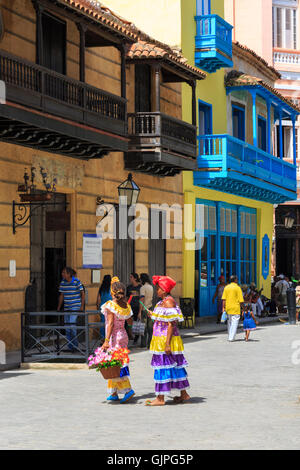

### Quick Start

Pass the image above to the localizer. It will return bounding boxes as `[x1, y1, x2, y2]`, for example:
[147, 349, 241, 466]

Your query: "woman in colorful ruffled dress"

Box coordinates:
[101, 277, 135, 403]
[146, 276, 190, 406]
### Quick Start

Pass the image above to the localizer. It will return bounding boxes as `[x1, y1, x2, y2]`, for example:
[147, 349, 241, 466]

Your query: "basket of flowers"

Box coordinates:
[88, 347, 130, 380]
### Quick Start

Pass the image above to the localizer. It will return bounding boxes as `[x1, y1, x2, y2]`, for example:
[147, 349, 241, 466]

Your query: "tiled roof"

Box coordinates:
[126, 40, 206, 80]
[225, 71, 300, 113]
[233, 42, 281, 80]
[57, 0, 138, 40]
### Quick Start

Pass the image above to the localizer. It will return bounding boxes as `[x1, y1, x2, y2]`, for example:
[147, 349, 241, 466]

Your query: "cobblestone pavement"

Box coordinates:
[1, 323, 300, 450]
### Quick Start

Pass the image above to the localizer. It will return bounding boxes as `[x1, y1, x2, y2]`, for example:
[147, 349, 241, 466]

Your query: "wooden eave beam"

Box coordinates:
[126, 58, 202, 84]
[35, 0, 135, 47]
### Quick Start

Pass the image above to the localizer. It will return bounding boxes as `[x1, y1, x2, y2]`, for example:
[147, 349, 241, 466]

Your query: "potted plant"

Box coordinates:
[88, 347, 130, 380]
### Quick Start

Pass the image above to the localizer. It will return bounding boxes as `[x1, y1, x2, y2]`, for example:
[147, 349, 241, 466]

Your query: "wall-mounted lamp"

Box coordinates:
[118, 173, 140, 206]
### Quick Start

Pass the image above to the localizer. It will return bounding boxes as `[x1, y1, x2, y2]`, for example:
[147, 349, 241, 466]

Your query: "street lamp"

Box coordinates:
[118, 173, 140, 206]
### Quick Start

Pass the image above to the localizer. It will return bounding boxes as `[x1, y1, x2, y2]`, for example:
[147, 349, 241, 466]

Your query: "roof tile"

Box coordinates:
[58, 0, 206, 80]
[226, 71, 300, 113]
[126, 40, 206, 80]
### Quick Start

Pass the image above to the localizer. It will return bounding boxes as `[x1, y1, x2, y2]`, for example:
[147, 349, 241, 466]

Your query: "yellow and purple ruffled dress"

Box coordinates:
[150, 300, 190, 396]
[101, 300, 133, 396]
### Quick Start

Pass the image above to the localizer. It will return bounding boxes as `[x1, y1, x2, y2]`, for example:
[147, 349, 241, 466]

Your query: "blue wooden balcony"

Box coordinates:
[194, 135, 297, 204]
[195, 15, 233, 73]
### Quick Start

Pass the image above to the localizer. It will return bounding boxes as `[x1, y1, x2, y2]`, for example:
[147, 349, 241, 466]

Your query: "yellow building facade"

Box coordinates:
[107, 0, 298, 318]
[0, 0, 206, 350]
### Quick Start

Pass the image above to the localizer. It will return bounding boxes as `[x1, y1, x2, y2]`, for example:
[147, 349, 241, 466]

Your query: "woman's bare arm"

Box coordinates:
[102, 311, 114, 350]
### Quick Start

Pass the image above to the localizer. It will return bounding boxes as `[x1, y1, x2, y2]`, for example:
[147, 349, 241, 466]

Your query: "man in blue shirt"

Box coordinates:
[57, 267, 85, 351]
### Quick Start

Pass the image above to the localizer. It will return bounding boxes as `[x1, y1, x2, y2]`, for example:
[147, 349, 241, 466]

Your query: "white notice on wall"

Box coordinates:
[82, 234, 103, 269]
[9, 260, 16, 278]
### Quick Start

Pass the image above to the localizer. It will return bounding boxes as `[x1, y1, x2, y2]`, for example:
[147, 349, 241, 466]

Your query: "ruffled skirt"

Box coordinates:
[150, 333, 190, 396]
[107, 365, 132, 396]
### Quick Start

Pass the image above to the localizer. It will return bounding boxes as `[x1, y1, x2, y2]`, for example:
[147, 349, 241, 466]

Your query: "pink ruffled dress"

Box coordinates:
[101, 300, 133, 396]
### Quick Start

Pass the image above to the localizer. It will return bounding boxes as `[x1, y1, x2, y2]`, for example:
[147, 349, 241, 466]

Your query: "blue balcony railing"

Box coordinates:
[194, 135, 297, 204]
[195, 15, 233, 73]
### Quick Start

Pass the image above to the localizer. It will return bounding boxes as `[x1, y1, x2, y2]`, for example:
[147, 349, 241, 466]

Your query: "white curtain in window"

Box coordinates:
[273, 5, 298, 49]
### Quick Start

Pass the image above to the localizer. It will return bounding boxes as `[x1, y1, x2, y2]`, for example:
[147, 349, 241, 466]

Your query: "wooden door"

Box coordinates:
[42, 12, 66, 75]
[135, 64, 152, 112]
[149, 209, 166, 304]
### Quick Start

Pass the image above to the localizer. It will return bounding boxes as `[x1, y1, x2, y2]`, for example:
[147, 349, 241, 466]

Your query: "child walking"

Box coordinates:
[242, 303, 257, 341]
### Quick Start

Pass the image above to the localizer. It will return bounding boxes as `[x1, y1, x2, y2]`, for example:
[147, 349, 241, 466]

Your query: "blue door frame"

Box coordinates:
[198, 99, 213, 155]
[195, 199, 257, 317]
[232, 105, 245, 141]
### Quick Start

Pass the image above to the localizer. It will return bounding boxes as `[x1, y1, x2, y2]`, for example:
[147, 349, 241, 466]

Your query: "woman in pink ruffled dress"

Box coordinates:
[101, 277, 135, 404]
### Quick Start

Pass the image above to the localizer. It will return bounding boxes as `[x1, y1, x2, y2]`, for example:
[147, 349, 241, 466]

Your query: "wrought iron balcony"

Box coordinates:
[126, 112, 197, 176]
[0, 49, 128, 159]
[195, 15, 233, 73]
[194, 134, 297, 204]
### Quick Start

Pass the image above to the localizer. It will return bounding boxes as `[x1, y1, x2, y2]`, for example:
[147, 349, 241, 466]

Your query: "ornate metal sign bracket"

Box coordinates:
[12, 201, 66, 234]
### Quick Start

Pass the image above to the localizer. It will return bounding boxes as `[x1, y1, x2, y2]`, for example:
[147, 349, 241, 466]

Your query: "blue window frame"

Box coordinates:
[232, 105, 245, 141]
[196, 0, 211, 15]
[258, 116, 267, 152]
[198, 99, 213, 155]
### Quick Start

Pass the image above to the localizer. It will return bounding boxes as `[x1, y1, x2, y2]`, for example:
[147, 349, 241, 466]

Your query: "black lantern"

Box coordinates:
[118, 173, 140, 206]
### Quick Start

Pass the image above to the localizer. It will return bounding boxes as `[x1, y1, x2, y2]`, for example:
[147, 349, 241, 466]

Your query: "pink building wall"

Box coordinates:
[224, 0, 273, 65]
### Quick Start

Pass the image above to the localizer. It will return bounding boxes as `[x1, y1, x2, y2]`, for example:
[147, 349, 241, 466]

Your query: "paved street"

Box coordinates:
[1, 323, 300, 450]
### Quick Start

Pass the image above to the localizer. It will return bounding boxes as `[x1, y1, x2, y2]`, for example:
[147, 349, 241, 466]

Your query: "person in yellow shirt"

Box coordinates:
[222, 275, 244, 342]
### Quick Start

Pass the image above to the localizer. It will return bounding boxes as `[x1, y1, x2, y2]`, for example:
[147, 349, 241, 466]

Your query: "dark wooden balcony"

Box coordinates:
[126, 112, 197, 176]
[0, 50, 128, 159]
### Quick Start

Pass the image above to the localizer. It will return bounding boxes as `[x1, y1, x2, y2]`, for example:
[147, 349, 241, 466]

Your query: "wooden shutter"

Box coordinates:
[113, 206, 135, 285]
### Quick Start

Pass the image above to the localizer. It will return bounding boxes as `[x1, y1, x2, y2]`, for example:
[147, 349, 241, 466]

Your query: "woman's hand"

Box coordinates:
[102, 341, 109, 351]
[165, 344, 171, 355]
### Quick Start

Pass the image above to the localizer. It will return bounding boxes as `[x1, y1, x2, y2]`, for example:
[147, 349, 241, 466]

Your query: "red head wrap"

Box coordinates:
[152, 275, 176, 294]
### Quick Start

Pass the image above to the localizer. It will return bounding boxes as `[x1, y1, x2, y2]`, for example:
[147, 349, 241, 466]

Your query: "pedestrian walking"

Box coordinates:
[222, 275, 244, 342]
[248, 283, 263, 318]
[242, 303, 257, 341]
[145, 275, 190, 406]
[275, 274, 289, 313]
[212, 275, 226, 323]
[57, 267, 85, 351]
[96, 275, 112, 309]
[138, 273, 154, 348]
[96, 275, 112, 339]
[126, 273, 141, 343]
[101, 277, 135, 403]
[295, 280, 300, 324]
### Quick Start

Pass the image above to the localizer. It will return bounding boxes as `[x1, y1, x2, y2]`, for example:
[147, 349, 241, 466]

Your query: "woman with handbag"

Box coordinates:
[138, 273, 154, 348]
[101, 277, 135, 404]
[126, 273, 141, 343]
[145, 275, 190, 406]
